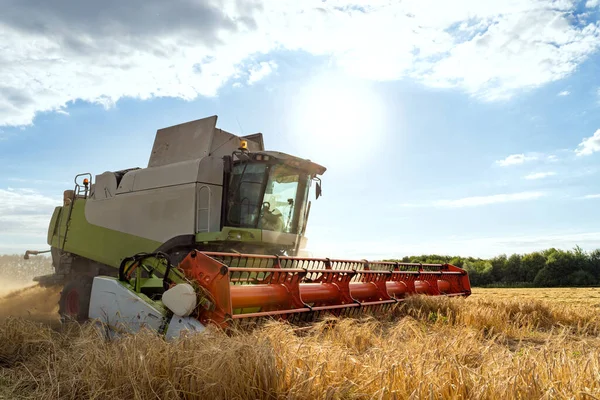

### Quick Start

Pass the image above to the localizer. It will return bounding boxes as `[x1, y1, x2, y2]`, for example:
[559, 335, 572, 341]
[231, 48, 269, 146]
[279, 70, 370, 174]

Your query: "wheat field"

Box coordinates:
[0, 284, 598, 400]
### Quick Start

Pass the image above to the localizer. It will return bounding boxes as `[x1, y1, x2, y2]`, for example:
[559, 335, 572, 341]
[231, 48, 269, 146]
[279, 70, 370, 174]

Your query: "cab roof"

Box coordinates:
[258, 151, 326, 176]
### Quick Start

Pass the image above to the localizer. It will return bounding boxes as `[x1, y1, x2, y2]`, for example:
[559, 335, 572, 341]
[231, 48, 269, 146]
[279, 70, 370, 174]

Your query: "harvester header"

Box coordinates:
[88, 249, 471, 337]
[178, 251, 471, 327]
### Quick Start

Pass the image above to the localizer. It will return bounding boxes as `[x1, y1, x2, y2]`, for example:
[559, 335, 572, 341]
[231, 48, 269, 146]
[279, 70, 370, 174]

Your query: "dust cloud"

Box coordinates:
[0, 279, 61, 327]
[0, 279, 37, 296]
[0, 255, 60, 327]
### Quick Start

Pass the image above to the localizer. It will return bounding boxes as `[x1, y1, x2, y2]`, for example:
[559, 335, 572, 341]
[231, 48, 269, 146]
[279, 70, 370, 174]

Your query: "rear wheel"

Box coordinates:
[58, 277, 92, 322]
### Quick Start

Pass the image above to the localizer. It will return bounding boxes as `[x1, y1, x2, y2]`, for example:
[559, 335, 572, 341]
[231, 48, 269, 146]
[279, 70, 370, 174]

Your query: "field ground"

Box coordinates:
[0, 286, 599, 399]
[474, 287, 600, 307]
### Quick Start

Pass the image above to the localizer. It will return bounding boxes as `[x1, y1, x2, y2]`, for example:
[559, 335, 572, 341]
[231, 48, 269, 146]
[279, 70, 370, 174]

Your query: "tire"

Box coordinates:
[58, 277, 92, 322]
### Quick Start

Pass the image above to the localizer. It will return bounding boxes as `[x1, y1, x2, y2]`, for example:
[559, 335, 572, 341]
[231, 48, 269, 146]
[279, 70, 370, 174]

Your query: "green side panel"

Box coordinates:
[50, 199, 161, 269]
[47, 206, 62, 246]
[195, 227, 297, 247]
[195, 227, 262, 244]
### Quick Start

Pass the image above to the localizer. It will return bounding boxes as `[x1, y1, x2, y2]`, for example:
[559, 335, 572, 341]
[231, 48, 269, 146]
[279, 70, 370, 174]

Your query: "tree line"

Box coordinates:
[390, 246, 600, 287]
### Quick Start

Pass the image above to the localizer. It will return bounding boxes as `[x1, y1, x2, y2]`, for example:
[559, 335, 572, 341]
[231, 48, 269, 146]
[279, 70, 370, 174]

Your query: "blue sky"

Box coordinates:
[1, 0, 600, 258]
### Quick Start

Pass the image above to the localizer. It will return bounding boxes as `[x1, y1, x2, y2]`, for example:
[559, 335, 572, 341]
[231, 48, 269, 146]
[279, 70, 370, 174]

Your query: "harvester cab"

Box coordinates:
[25, 115, 471, 336]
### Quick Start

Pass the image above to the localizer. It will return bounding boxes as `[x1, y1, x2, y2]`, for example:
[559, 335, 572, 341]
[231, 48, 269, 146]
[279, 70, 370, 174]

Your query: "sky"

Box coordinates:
[1, 0, 600, 259]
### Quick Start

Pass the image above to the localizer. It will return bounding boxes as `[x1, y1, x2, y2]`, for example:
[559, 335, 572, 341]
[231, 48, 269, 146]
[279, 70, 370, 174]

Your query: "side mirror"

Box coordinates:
[316, 181, 322, 199]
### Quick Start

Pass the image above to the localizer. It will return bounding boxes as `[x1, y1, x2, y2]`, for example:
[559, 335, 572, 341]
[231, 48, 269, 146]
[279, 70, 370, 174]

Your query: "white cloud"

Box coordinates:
[412, 2, 600, 101]
[0, 188, 59, 236]
[586, 0, 599, 7]
[576, 129, 600, 156]
[1, 0, 599, 126]
[247, 61, 277, 85]
[558, 90, 570, 96]
[580, 194, 600, 199]
[401, 191, 546, 208]
[496, 153, 539, 166]
[524, 171, 556, 180]
[433, 191, 546, 208]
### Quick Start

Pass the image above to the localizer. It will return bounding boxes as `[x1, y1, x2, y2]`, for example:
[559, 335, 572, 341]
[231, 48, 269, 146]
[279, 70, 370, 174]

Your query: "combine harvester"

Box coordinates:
[26, 116, 471, 338]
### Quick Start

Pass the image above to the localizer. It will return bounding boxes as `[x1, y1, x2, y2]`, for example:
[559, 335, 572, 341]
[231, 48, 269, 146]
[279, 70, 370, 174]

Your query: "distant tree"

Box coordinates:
[450, 257, 463, 267]
[537, 250, 577, 286]
[490, 254, 507, 282]
[568, 270, 596, 286]
[521, 252, 546, 282]
[542, 248, 559, 258]
[463, 260, 493, 286]
[391, 246, 600, 288]
[533, 267, 554, 287]
[588, 249, 600, 280]
[504, 254, 523, 283]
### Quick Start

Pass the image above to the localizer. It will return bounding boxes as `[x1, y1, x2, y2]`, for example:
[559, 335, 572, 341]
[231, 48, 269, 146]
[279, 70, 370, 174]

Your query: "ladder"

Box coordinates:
[60, 173, 92, 251]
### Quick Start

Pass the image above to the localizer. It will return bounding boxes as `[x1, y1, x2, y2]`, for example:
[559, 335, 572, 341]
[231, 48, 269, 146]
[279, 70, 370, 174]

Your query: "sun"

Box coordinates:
[288, 74, 388, 170]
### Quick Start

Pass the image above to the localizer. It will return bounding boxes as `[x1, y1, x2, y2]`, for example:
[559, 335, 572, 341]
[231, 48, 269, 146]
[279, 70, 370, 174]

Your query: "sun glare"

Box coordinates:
[289, 75, 388, 170]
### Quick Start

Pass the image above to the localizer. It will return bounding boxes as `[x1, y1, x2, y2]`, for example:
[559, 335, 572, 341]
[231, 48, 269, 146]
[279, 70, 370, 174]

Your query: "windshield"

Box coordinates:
[226, 162, 309, 234]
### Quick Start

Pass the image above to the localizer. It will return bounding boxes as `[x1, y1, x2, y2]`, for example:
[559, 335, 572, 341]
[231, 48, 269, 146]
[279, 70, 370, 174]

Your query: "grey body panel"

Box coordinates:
[149, 116, 217, 168]
[89, 277, 206, 340]
[86, 183, 198, 243]
[148, 115, 263, 168]
[93, 172, 118, 200]
[89, 277, 166, 334]
[116, 157, 224, 194]
[165, 315, 206, 339]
